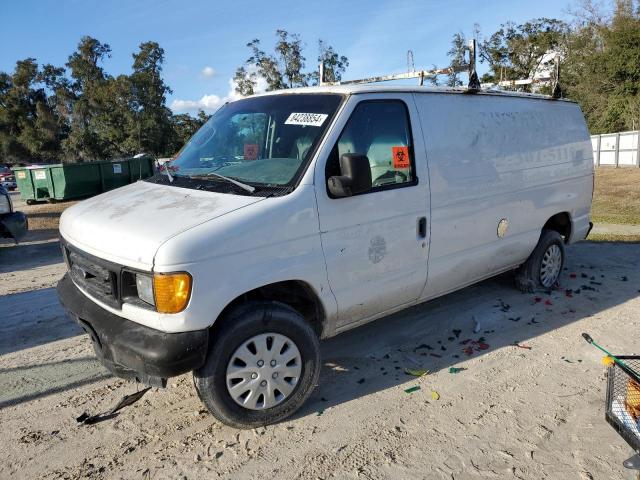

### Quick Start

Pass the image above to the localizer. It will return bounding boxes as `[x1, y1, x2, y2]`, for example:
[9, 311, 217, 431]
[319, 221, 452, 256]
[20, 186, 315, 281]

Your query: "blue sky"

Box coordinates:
[0, 0, 572, 114]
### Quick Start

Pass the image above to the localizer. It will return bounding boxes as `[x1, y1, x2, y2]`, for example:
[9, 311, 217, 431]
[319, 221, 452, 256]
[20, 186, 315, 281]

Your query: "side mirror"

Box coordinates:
[327, 153, 372, 197]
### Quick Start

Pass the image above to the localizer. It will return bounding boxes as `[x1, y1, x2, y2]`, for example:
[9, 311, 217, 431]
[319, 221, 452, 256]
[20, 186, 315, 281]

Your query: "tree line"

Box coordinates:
[445, 0, 640, 134]
[0, 0, 638, 165]
[0, 32, 347, 165]
[0, 38, 210, 164]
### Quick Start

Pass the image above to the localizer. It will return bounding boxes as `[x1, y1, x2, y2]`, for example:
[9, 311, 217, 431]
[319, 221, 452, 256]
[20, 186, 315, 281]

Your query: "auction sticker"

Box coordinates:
[284, 112, 328, 127]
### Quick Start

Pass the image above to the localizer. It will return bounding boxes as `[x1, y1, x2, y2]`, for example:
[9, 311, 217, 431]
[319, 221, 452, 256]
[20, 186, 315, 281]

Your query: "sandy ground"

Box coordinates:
[1, 236, 640, 479]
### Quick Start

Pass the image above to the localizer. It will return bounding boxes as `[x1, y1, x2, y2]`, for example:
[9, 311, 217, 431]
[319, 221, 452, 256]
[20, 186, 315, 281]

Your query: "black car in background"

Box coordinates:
[0, 184, 27, 241]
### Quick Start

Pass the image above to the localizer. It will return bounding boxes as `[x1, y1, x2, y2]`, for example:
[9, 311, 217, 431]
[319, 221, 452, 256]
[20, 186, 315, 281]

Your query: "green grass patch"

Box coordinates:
[592, 168, 640, 225]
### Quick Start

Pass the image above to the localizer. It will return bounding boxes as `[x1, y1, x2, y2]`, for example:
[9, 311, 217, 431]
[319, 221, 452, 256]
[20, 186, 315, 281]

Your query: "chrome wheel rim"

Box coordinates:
[226, 333, 302, 410]
[540, 244, 562, 288]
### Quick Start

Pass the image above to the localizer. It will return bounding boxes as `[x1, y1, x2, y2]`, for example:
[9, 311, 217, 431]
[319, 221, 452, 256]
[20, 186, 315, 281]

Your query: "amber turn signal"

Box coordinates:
[153, 272, 192, 313]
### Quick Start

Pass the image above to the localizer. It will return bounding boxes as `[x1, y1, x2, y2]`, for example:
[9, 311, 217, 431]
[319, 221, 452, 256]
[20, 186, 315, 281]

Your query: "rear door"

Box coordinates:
[314, 93, 430, 328]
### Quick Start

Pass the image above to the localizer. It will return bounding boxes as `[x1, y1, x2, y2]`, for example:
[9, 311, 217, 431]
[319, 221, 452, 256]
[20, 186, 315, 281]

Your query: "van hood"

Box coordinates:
[59, 181, 264, 269]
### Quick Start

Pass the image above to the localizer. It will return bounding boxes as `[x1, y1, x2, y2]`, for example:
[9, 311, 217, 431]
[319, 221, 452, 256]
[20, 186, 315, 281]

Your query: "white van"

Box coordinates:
[57, 85, 593, 428]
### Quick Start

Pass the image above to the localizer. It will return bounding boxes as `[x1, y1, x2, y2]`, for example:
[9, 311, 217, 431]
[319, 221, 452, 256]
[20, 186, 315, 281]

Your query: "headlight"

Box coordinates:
[134, 272, 192, 313]
[135, 274, 155, 306]
[0, 194, 10, 214]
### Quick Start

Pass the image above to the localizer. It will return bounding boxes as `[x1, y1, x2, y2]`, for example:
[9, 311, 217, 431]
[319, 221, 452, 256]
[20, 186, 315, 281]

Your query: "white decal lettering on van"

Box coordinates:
[284, 112, 328, 127]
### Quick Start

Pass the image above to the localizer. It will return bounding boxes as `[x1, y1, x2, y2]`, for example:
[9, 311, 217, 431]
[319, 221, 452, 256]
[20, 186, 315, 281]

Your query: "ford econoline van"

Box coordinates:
[57, 85, 593, 428]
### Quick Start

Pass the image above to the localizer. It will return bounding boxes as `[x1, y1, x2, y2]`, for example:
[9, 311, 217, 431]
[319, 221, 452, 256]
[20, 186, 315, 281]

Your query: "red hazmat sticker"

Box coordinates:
[392, 146, 410, 169]
[243, 144, 259, 161]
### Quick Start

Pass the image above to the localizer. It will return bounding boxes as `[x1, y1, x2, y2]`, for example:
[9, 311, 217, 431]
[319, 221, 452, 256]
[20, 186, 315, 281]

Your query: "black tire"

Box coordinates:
[515, 229, 565, 292]
[193, 301, 321, 429]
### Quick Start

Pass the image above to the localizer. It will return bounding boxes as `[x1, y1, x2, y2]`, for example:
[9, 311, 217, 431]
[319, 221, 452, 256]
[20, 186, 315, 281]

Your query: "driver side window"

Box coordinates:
[326, 100, 415, 191]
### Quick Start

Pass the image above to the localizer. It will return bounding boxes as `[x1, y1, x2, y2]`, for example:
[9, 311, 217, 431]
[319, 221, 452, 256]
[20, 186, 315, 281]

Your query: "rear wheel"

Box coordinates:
[515, 229, 565, 292]
[194, 301, 321, 429]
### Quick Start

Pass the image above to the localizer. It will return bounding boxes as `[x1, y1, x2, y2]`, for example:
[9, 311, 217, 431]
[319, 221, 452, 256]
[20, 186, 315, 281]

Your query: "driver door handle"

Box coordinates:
[417, 217, 427, 238]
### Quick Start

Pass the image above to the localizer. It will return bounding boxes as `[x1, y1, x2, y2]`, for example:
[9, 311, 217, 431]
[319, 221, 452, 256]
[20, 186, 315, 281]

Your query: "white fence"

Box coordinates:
[591, 130, 640, 167]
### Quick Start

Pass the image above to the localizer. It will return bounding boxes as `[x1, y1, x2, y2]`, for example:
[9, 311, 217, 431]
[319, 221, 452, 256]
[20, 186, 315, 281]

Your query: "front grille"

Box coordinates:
[67, 248, 119, 307]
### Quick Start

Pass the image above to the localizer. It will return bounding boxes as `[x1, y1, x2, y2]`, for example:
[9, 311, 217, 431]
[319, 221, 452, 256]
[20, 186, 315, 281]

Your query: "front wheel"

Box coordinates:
[193, 301, 321, 429]
[515, 229, 566, 292]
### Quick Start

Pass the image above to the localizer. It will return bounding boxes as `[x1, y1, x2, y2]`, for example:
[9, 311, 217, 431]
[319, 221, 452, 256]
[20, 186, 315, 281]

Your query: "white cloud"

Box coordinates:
[201, 66, 216, 78]
[170, 69, 268, 114]
[170, 94, 225, 113]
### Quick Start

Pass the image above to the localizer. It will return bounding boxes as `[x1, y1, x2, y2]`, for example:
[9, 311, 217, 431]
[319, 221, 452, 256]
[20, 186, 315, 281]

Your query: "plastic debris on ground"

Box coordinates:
[431, 391, 440, 400]
[413, 343, 433, 352]
[602, 356, 615, 367]
[496, 301, 511, 312]
[460, 337, 490, 356]
[473, 315, 481, 333]
[404, 386, 421, 394]
[449, 367, 467, 374]
[404, 368, 429, 377]
[76, 386, 151, 425]
[513, 342, 532, 350]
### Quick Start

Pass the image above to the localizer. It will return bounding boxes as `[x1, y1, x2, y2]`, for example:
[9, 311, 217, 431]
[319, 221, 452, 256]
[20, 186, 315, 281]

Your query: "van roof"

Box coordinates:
[252, 84, 576, 103]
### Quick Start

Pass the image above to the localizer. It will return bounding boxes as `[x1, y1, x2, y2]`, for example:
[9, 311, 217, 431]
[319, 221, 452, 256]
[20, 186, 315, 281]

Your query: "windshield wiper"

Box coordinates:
[197, 172, 255, 193]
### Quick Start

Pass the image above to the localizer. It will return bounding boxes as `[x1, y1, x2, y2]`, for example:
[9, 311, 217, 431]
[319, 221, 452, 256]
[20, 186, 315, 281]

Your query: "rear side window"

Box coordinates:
[326, 100, 416, 191]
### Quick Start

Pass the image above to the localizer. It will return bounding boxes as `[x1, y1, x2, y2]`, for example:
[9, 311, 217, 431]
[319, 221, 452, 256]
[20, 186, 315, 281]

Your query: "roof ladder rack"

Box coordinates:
[319, 39, 562, 99]
[320, 40, 481, 91]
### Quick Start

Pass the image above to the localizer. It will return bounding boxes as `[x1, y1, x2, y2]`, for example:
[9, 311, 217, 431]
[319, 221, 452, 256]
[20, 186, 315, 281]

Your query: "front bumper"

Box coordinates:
[0, 211, 27, 241]
[57, 274, 209, 386]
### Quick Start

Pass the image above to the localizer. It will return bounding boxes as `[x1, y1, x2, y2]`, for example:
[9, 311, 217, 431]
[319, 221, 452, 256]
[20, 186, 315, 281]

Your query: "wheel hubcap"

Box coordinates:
[540, 244, 562, 288]
[226, 333, 302, 410]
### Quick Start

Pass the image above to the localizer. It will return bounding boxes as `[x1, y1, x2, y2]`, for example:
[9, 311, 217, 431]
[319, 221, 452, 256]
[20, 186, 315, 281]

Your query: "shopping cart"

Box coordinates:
[584, 333, 640, 471]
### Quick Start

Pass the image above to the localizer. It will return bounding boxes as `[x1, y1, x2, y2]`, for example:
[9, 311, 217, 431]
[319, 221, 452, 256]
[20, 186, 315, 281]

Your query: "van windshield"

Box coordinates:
[168, 94, 343, 191]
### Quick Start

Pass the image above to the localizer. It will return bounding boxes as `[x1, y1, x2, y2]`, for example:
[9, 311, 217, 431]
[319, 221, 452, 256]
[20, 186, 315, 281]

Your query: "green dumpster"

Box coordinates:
[14, 157, 156, 203]
[32, 167, 52, 201]
[14, 167, 36, 202]
[127, 156, 154, 182]
[47, 163, 102, 201]
[14, 167, 53, 204]
[99, 160, 131, 191]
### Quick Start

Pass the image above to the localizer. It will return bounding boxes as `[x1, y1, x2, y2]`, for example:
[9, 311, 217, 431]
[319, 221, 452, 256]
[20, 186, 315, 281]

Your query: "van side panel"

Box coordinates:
[415, 93, 593, 300]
